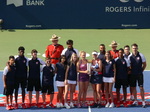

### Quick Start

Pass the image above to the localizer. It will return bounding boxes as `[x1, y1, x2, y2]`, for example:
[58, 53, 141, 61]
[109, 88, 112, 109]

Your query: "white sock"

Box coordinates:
[142, 101, 145, 105]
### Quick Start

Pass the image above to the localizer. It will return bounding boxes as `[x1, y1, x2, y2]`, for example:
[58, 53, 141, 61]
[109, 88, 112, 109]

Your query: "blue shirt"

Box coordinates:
[103, 59, 115, 77]
[15, 56, 28, 79]
[128, 52, 146, 75]
[115, 57, 130, 79]
[42, 65, 54, 86]
[3, 65, 16, 85]
[67, 62, 77, 81]
[28, 58, 41, 79]
[56, 62, 66, 81]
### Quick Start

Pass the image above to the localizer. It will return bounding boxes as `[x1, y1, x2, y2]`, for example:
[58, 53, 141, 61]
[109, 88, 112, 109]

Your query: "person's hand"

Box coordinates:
[65, 80, 68, 85]
[4, 84, 6, 88]
[85, 70, 90, 74]
[113, 78, 115, 83]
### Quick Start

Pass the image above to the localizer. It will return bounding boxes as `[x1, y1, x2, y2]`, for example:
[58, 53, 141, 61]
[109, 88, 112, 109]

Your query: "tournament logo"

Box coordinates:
[7, 0, 23, 7]
[137, 57, 140, 60]
[36, 62, 39, 64]
[122, 61, 125, 64]
[23, 60, 26, 63]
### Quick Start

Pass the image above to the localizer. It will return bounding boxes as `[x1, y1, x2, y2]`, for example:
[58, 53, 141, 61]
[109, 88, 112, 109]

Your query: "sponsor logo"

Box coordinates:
[120, 0, 144, 3]
[7, 0, 45, 7]
[7, 0, 23, 7]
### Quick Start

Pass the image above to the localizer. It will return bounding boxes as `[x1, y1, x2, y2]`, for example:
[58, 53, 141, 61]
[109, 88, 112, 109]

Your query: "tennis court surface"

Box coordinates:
[0, 71, 150, 112]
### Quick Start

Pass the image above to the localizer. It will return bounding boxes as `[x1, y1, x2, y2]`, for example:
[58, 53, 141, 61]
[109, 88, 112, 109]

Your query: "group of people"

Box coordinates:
[3, 34, 147, 110]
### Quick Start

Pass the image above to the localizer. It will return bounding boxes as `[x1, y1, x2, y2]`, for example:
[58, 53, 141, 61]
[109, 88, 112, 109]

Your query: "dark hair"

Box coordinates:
[131, 43, 138, 48]
[124, 45, 130, 49]
[99, 44, 106, 54]
[105, 50, 113, 60]
[18, 46, 25, 51]
[66, 40, 73, 45]
[31, 49, 38, 54]
[99, 44, 105, 47]
[59, 55, 66, 62]
[9, 56, 15, 60]
[118, 48, 124, 53]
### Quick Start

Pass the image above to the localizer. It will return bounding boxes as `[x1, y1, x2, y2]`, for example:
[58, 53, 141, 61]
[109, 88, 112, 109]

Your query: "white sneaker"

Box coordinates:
[60, 103, 64, 108]
[105, 102, 110, 108]
[130, 95, 134, 100]
[142, 101, 146, 108]
[56, 103, 60, 108]
[109, 102, 115, 108]
[132, 101, 138, 106]
[64, 103, 70, 109]
[70, 102, 74, 108]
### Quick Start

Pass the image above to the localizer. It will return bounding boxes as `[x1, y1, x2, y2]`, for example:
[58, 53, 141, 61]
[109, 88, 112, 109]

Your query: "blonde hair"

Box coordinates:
[69, 53, 78, 67]
[79, 51, 86, 57]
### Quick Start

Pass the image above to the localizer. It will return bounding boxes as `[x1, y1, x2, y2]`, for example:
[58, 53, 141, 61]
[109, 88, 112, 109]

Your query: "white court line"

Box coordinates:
[88, 106, 91, 112]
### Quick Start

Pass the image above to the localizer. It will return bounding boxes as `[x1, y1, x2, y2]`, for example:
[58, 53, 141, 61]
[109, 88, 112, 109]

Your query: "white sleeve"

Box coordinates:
[127, 54, 132, 64]
[139, 53, 146, 63]
[51, 64, 55, 71]
[41, 65, 46, 72]
[114, 57, 118, 62]
[38, 58, 45, 65]
[3, 67, 8, 76]
[74, 49, 79, 57]
[124, 58, 130, 67]
[61, 48, 67, 55]
[25, 57, 29, 66]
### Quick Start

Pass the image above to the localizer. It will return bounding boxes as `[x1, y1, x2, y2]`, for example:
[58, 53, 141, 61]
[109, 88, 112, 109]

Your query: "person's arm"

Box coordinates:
[142, 62, 147, 72]
[3, 67, 8, 88]
[113, 63, 116, 83]
[45, 46, 49, 58]
[3, 75, 6, 88]
[95, 60, 102, 72]
[65, 65, 69, 85]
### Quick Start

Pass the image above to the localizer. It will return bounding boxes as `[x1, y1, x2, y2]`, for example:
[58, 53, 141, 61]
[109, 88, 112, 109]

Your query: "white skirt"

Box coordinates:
[68, 80, 77, 84]
[103, 77, 114, 83]
[56, 81, 65, 87]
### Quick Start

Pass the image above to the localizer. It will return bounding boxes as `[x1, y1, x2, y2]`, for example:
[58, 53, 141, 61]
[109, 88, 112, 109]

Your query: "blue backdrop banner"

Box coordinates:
[0, 0, 150, 29]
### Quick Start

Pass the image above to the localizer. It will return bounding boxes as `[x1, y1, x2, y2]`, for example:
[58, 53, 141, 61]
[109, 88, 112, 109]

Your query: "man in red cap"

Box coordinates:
[45, 34, 64, 64]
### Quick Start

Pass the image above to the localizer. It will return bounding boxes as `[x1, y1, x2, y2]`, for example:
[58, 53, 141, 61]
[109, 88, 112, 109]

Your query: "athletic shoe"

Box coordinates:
[49, 103, 55, 108]
[82, 102, 88, 108]
[91, 103, 97, 108]
[60, 103, 64, 108]
[56, 103, 60, 108]
[36, 103, 41, 108]
[109, 102, 115, 108]
[116, 101, 120, 108]
[10, 105, 14, 109]
[130, 95, 134, 101]
[14, 103, 18, 109]
[27, 103, 32, 108]
[105, 102, 110, 108]
[142, 101, 146, 108]
[6, 105, 11, 110]
[42, 103, 47, 108]
[123, 101, 128, 107]
[76, 103, 81, 108]
[22, 103, 27, 109]
[132, 101, 138, 106]
[70, 102, 74, 108]
[97, 103, 102, 108]
[64, 103, 70, 109]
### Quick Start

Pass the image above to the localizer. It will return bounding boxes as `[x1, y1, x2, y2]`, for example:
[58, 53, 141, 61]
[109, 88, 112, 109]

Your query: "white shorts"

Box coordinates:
[68, 80, 77, 84]
[56, 81, 65, 87]
[103, 77, 114, 83]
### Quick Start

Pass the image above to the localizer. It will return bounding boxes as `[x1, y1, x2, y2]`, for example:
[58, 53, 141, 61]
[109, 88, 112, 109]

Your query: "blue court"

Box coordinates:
[0, 71, 150, 112]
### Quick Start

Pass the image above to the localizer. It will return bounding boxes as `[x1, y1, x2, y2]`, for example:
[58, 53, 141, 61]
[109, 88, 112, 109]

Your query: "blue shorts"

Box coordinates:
[90, 75, 103, 84]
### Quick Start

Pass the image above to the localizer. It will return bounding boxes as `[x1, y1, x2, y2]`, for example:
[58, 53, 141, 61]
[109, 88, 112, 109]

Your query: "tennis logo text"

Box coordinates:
[7, 0, 45, 7]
